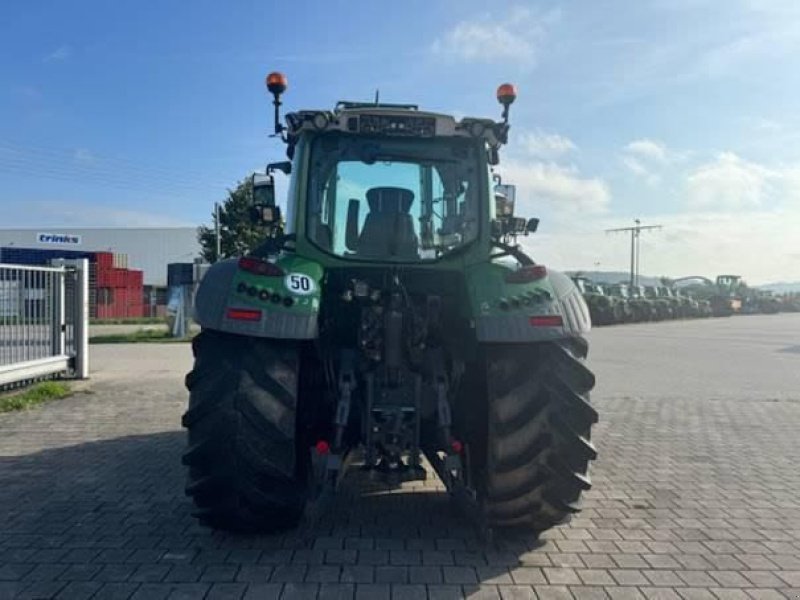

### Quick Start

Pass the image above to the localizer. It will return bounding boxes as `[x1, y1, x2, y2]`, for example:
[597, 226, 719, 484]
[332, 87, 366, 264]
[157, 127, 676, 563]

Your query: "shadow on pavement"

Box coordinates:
[0, 432, 548, 598]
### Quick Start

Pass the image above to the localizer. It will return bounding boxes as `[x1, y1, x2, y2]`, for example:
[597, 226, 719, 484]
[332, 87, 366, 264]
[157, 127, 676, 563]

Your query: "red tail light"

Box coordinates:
[506, 264, 547, 283]
[315, 440, 330, 455]
[529, 315, 563, 327]
[238, 256, 284, 277]
[226, 308, 263, 322]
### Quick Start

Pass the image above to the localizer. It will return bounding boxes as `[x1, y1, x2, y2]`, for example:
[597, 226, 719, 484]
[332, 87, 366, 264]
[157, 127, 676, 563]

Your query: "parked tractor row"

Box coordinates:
[572, 278, 710, 326]
[572, 274, 797, 326]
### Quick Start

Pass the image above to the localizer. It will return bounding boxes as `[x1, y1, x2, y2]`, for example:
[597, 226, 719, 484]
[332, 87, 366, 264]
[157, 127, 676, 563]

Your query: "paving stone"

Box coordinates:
[474, 567, 513, 585]
[497, 586, 537, 600]
[340, 566, 375, 584]
[91, 582, 140, 600]
[545, 568, 582, 585]
[571, 587, 610, 600]
[609, 570, 649, 586]
[318, 582, 355, 600]
[306, 566, 342, 583]
[603, 587, 646, 600]
[640, 589, 682, 600]
[676, 590, 716, 600]
[282, 582, 320, 600]
[355, 583, 389, 600]
[94, 564, 139, 582]
[14, 581, 68, 600]
[743, 591, 785, 600]
[534, 584, 575, 600]
[442, 566, 478, 584]
[270, 565, 308, 583]
[642, 570, 684, 586]
[241, 583, 282, 600]
[577, 569, 616, 586]
[234, 565, 272, 583]
[408, 566, 443, 584]
[129, 563, 171, 583]
[204, 582, 248, 599]
[163, 565, 203, 583]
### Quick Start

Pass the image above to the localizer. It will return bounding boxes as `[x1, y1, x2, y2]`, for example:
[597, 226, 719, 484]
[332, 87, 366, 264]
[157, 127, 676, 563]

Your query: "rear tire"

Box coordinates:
[182, 330, 307, 532]
[472, 338, 598, 532]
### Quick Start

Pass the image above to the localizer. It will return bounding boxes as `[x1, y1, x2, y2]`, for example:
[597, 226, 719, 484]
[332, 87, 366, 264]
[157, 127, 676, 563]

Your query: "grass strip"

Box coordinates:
[89, 329, 192, 344]
[0, 381, 72, 413]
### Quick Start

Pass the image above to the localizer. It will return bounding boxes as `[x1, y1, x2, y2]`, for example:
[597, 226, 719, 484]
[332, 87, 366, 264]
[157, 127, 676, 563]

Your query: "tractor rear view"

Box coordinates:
[182, 73, 598, 535]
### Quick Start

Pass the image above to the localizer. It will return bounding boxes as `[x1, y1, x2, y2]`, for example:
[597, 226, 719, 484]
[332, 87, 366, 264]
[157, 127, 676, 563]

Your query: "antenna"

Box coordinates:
[374, 89, 380, 105]
[606, 219, 663, 287]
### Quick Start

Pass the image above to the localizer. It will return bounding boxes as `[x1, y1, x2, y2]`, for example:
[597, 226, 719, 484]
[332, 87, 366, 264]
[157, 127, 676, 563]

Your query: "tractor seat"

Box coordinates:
[357, 187, 419, 259]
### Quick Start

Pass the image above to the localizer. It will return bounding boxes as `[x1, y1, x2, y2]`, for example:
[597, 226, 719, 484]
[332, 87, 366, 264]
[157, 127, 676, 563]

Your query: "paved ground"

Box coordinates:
[0, 314, 799, 599]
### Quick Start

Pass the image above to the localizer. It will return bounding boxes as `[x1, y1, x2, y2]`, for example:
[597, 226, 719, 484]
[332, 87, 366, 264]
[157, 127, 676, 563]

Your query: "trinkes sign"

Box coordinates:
[37, 232, 82, 245]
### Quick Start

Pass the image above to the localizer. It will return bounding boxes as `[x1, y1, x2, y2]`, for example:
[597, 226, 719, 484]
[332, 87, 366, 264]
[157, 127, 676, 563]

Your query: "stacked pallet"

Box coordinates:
[94, 252, 144, 318]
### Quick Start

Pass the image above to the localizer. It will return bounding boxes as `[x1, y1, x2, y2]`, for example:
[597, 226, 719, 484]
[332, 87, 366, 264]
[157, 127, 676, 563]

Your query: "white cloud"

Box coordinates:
[620, 138, 684, 185]
[518, 130, 576, 159]
[686, 152, 774, 210]
[499, 160, 610, 215]
[431, 7, 558, 66]
[625, 139, 669, 163]
[44, 45, 72, 62]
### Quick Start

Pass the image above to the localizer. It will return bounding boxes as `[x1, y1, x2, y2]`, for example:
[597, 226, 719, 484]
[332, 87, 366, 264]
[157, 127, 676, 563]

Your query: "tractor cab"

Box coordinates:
[250, 74, 537, 265]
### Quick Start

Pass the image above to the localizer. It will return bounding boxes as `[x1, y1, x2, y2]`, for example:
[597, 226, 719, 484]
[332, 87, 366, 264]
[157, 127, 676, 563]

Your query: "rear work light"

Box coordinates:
[529, 315, 563, 327]
[506, 264, 547, 283]
[226, 308, 263, 322]
[238, 256, 284, 277]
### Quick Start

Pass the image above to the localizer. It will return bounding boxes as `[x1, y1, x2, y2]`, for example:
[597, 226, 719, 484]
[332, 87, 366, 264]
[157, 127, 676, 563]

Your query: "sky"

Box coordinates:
[1, 0, 799, 284]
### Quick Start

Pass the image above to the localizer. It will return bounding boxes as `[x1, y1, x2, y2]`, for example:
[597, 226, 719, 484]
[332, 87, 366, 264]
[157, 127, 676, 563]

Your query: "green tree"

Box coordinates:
[198, 178, 270, 262]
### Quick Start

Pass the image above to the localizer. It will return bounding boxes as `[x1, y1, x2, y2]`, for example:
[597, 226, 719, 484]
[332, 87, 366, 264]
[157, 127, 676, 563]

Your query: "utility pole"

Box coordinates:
[214, 202, 221, 262]
[606, 219, 663, 287]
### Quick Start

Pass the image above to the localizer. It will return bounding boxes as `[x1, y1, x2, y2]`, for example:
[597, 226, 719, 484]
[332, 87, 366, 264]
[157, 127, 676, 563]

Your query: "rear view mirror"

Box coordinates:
[494, 183, 516, 217]
[252, 174, 275, 205]
[345, 199, 360, 251]
[249, 205, 282, 225]
[526, 218, 539, 233]
[250, 173, 280, 225]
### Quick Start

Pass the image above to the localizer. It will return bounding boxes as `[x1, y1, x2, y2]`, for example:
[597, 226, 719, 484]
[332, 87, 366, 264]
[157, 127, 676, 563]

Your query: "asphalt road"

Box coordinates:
[0, 314, 798, 599]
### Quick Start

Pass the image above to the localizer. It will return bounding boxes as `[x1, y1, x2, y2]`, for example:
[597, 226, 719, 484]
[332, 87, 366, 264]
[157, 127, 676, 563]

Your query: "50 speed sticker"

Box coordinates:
[284, 272, 316, 295]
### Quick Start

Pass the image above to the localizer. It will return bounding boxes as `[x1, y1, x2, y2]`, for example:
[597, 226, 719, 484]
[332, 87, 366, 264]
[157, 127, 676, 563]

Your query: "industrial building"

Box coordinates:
[0, 228, 202, 319]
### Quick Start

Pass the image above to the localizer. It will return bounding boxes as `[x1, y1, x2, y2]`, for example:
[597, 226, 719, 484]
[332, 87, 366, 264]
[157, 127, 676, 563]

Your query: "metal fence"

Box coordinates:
[0, 259, 89, 388]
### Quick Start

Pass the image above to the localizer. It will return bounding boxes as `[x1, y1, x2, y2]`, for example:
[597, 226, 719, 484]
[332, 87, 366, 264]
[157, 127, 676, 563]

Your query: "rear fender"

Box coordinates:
[466, 263, 591, 342]
[194, 256, 322, 339]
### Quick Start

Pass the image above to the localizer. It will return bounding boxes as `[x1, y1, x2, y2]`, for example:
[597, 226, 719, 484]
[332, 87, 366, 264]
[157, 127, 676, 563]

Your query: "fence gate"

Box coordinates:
[0, 259, 89, 389]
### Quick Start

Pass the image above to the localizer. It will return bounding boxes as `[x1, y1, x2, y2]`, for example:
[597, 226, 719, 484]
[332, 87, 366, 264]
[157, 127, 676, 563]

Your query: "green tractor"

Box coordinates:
[755, 290, 781, 314]
[182, 73, 597, 534]
[571, 277, 617, 325]
[628, 285, 657, 322]
[656, 286, 682, 318]
[674, 289, 700, 318]
[603, 283, 636, 322]
[643, 285, 672, 320]
[709, 275, 743, 317]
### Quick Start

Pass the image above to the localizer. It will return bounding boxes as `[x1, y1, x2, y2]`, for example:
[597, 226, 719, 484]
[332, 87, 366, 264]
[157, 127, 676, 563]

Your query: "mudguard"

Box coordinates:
[466, 262, 591, 342]
[194, 256, 322, 339]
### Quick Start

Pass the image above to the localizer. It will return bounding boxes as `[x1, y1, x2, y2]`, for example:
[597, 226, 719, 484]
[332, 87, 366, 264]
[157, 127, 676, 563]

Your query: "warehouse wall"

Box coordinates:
[0, 228, 200, 286]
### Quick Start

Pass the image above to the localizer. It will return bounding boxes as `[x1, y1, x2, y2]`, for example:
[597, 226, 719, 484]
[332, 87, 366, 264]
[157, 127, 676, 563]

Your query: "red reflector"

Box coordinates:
[529, 315, 563, 327]
[506, 264, 547, 283]
[451, 439, 463, 454]
[315, 440, 330, 455]
[226, 308, 262, 321]
[238, 256, 284, 277]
